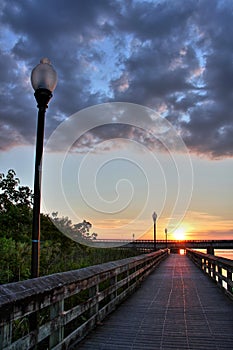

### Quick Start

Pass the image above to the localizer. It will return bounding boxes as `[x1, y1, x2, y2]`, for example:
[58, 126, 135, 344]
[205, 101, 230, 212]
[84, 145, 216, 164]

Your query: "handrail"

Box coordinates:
[186, 249, 233, 300]
[94, 239, 173, 242]
[91, 239, 233, 249]
[95, 239, 233, 243]
[0, 249, 169, 349]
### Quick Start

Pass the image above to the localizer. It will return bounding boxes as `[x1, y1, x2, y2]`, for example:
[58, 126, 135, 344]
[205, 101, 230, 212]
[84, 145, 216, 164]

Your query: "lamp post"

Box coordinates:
[152, 211, 157, 251]
[31, 58, 57, 278]
[165, 228, 168, 248]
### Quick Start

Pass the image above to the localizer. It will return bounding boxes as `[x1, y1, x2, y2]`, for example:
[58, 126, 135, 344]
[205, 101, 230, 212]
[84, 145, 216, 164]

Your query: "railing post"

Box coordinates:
[110, 274, 117, 300]
[227, 269, 232, 294]
[207, 259, 211, 276]
[0, 323, 12, 349]
[29, 312, 39, 349]
[212, 261, 217, 282]
[89, 284, 99, 319]
[127, 267, 130, 289]
[49, 300, 64, 348]
[218, 266, 223, 287]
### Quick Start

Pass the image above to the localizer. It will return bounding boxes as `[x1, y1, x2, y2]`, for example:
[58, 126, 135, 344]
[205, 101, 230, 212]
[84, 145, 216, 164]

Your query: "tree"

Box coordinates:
[51, 212, 98, 242]
[0, 169, 98, 283]
[0, 169, 33, 212]
[0, 238, 30, 283]
[0, 170, 33, 241]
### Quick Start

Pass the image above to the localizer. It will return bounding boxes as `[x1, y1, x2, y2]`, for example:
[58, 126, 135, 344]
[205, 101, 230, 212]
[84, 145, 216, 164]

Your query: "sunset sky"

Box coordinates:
[0, 0, 232, 242]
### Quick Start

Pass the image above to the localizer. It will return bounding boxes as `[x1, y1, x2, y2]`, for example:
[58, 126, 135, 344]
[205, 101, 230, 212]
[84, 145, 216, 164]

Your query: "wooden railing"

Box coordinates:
[187, 248, 233, 300]
[0, 249, 168, 349]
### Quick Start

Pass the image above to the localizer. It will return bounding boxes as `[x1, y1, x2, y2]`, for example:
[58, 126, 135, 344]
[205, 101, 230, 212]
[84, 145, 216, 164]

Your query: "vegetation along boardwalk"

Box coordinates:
[75, 254, 233, 350]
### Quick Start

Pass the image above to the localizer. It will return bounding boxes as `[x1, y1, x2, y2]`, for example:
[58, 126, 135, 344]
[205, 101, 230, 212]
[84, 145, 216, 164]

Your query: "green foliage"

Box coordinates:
[0, 237, 30, 283]
[0, 169, 33, 242]
[0, 170, 137, 285]
[0, 169, 33, 212]
[51, 212, 98, 242]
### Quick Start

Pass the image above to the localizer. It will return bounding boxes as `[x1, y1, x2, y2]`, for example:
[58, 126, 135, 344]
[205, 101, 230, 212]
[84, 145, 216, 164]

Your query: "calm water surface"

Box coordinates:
[194, 249, 233, 260]
[215, 249, 233, 260]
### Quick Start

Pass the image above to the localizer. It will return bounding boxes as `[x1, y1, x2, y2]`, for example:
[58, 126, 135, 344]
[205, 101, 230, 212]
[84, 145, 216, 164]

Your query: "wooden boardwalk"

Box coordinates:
[75, 254, 233, 350]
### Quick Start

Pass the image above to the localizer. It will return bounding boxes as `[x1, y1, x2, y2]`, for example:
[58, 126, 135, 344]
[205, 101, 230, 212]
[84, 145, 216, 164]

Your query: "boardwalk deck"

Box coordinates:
[74, 254, 233, 350]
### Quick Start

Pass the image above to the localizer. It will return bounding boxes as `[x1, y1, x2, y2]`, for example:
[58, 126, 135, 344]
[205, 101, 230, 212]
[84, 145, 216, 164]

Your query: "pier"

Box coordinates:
[0, 249, 232, 349]
[77, 253, 233, 349]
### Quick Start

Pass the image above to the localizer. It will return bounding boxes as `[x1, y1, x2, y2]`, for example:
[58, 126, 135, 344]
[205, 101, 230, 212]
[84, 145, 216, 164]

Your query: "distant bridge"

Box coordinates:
[91, 239, 233, 254]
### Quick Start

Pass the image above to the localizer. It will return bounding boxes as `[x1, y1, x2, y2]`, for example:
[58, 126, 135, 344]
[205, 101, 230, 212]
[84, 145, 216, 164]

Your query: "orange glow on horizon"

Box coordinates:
[90, 210, 233, 241]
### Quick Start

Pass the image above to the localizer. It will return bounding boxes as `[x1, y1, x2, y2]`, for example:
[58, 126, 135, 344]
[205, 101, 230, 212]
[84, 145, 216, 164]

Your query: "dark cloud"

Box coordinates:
[70, 123, 167, 155]
[0, 0, 232, 158]
[110, 0, 233, 158]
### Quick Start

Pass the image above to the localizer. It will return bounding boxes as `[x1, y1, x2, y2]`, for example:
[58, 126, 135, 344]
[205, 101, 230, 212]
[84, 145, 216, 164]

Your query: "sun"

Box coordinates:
[173, 227, 186, 240]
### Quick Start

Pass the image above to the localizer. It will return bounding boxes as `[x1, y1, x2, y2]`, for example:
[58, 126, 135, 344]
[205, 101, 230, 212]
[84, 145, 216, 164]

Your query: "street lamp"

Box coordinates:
[165, 228, 168, 248]
[152, 211, 157, 251]
[31, 58, 57, 278]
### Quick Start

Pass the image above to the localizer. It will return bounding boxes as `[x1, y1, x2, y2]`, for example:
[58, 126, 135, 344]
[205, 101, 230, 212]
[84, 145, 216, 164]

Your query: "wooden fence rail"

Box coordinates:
[186, 248, 233, 299]
[0, 249, 168, 350]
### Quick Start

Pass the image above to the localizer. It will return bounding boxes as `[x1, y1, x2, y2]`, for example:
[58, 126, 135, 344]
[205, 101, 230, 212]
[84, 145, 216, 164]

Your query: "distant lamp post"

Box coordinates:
[31, 58, 57, 278]
[165, 228, 168, 248]
[152, 211, 157, 251]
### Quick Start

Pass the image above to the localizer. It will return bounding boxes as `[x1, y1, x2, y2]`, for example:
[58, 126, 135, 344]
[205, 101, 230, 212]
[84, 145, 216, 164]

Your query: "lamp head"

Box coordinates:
[152, 211, 157, 223]
[31, 58, 57, 92]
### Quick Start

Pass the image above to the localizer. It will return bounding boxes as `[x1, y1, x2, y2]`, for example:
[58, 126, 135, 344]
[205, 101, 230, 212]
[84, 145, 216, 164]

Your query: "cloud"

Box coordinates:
[110, 0, 233, 158]
[181, 210, 233, 239]
[0, 0, 232, 158]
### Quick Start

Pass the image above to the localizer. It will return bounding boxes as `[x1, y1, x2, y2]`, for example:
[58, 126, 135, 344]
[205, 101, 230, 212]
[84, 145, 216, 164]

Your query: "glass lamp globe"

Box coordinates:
[31, 58, 57, 92]
[152, 211, 157, 222]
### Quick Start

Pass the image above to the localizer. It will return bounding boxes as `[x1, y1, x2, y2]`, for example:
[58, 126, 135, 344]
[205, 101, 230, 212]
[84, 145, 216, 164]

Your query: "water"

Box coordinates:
[215, 249, 233, 260]
[194, 249, 233, 260]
